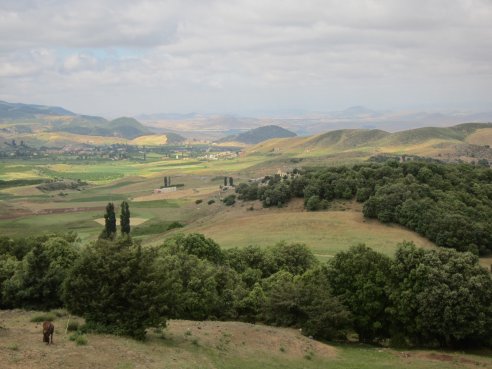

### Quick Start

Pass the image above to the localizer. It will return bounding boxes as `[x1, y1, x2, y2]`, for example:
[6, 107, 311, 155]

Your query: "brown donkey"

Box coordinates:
[42, 321, 54, 344]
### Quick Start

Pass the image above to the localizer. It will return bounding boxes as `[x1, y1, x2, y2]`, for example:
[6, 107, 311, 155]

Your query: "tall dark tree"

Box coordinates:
[224, 176, 228, 186]
[63, 238, 167, 340]
[101, 202, 117, 239]
[120, 201, 131, 235]
[229, 177, 234, 186]
[164, 176, 168, 187]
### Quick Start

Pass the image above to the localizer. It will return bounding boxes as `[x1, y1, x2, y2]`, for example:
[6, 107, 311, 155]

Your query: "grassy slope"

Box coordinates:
[1, 310, 491, 369]
[245, 124, 492, 161]
[179, 199, 437, 262]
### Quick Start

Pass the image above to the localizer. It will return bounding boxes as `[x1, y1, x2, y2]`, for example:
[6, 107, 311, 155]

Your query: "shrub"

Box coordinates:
[75, 335, 88, 346]
[69, 332, 79, 341]
[223, 194, 236, 206]
[6, 343, 18, 351]
[305, 195, 321, 211]
[51, 309, 67, 317]
[195, 199, 203, 205]
[30, 313, 55, 323]
[69, 331, 88, 345]
[167, 221, 184, 230]
[67, 321, 80, 332]
[207, 199, 215, 205]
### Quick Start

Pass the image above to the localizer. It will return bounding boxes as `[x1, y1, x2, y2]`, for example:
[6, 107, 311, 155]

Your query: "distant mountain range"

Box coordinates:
[0, 100, 75, 119]
[246, 122, 492, 164]
[139, 106, 492, 138]
[216, 125, 297, 144]
[2, 100, 492, 147]
[0, 101, 184, 142]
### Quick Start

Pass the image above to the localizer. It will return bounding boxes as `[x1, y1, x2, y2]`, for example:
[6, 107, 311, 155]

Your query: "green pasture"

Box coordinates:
[0, 155, 266, 185]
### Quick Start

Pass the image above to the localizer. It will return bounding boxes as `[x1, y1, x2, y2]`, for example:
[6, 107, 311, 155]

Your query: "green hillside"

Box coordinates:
[0, 101, 155, 140]
[246, 123, 492, 164]
[0, 100, 75, 120]
[218, 125, 297, 144]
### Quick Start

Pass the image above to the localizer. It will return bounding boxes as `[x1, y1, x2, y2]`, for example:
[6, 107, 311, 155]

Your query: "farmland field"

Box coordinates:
[1, 155, 492, 269]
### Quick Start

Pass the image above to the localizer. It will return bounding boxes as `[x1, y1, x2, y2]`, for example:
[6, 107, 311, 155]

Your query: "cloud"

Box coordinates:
[0, 0, 491, 115]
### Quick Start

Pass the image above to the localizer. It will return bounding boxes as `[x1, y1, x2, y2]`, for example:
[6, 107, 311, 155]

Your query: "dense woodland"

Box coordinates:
[0, 231, 491, 348]
[236, 160, 492, 255]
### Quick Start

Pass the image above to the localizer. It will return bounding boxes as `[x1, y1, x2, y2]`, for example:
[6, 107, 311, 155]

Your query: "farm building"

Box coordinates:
[154, 187, 177, 194]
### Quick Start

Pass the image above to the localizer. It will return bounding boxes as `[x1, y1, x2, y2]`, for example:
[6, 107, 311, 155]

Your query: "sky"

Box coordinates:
[0, 0, 491, 117]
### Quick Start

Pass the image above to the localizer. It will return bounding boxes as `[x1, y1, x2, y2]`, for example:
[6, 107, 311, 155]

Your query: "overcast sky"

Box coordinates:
[0, 0, 491, 117]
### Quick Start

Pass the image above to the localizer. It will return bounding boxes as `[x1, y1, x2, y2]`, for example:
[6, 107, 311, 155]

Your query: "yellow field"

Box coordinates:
[130, 135, 168, 145]
[32, 132, 127, 145]
[14, 132, 178, 146]
[466, 128, 492, 146]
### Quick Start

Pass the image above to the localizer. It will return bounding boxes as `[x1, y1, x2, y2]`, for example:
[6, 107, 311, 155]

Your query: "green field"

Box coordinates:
[1, 158, 491, 268]
[183, 202, 438, 262]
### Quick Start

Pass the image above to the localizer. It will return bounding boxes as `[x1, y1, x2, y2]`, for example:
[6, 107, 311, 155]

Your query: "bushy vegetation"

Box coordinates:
[30, 313, 56, 323]
[63, 236, 167, 340]
[236, 161, 492, 255]
[0, 233, 79, 310]
[1, 231, 491, 348]
[223, 194, 236, 206]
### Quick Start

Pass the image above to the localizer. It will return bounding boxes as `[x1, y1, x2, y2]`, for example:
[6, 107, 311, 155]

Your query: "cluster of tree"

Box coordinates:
[1, 231, 491, 348]
[235, 172, 300, 208]
[100, 201, 131, 239]
[223, 176, 234, 187]
[36, 179, 87, 192]
[236, 162, 492, 255]
[163, 176, 172, 187]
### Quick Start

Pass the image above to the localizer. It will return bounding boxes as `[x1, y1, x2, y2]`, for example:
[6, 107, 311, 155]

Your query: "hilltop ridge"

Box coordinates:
[246, 122, 492, 164]
[217, 125, 297, 144]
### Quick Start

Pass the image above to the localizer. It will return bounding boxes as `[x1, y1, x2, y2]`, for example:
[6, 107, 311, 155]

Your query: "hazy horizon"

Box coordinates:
[1, 0, 491, 117]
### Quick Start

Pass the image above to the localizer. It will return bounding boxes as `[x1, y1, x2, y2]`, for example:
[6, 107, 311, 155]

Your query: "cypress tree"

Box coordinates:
[224, 177, 228, 186]
[120, 201, 131, 235]
[102, 202, 117, 239]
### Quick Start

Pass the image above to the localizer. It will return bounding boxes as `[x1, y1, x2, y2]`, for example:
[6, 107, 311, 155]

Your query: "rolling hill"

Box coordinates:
[0, 100, 75, 120]
[246, 123, 492, 164]
[0, 100, 186, 144]
[217, 125, 296, 145]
